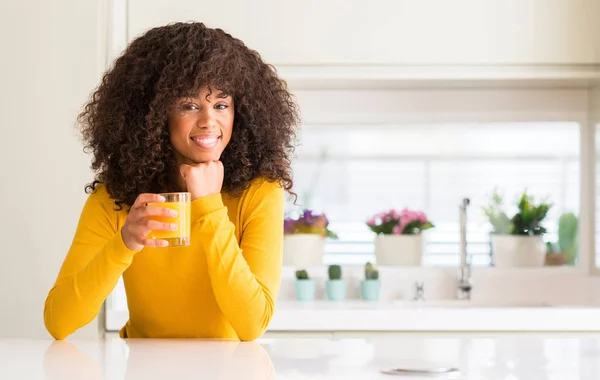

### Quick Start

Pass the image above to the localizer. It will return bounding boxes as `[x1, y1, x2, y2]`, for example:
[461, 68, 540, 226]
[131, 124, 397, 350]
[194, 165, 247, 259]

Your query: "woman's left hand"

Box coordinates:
[180, 161, 224, 200]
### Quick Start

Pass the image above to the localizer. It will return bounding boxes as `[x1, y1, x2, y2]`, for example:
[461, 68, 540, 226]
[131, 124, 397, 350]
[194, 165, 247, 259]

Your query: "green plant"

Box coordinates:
[482, 188, 511, 234]
[558, 212, 578, 265]
[364, 262, 379, 280]
[295, 269, 309, 280]
[511, 191, 551, 235]
[328, 264, 342, 280]
[483, 188, 551, 235]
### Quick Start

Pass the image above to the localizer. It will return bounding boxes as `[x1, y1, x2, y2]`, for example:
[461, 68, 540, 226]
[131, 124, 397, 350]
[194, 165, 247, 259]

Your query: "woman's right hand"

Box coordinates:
[121, 194, 178, 251]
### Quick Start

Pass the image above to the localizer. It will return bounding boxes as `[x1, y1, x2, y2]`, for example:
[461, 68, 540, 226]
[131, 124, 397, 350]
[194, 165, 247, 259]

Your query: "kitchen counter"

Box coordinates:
[2, 335, 600, 379]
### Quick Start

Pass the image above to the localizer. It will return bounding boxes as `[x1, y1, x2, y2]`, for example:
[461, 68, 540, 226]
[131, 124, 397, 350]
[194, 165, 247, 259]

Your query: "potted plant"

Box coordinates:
[283, 209, 338, 266]
[294, 269, 316, 301]
[366, 208, 434, 266]
[325, 265, 346, 301]
[483, 188, 551, 268]
[360, 262, 380, 301]
[546, 212, 578, 266]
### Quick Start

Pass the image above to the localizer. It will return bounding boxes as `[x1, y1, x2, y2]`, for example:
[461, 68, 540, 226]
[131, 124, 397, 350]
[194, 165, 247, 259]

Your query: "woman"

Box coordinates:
[44, 22, 298, 341]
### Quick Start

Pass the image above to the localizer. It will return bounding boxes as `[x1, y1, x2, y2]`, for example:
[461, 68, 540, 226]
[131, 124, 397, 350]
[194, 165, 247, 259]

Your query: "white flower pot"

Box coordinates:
[375, 234, 423, 266]
[491, 235, 547, 268]
[282, 234, 325, 266]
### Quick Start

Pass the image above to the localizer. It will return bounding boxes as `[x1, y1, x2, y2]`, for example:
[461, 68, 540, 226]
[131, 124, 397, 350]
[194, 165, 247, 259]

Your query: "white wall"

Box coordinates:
[0, 1, 102, 338]
[129, 0, 599, 65]
[593, 85, 600, 270]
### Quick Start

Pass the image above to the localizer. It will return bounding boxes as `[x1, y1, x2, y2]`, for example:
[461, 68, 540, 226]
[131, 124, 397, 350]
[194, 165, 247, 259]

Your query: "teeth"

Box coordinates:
[192, 137, 218, 143]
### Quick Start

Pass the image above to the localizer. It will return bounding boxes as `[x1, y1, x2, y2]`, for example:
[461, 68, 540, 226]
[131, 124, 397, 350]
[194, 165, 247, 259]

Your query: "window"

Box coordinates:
[287, 121, 580, 266]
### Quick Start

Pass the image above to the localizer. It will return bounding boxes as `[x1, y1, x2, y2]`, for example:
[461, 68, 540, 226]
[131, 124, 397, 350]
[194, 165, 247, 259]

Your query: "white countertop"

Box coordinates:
[2, 335, 600, 379]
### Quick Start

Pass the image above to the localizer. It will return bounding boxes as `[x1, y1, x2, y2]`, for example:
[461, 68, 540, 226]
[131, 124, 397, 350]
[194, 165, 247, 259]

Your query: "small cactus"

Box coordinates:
[364, 262, 379, 280]
[558, 212, 578, 265]
[295, 269, 309, 280]
[328, 264, 342, 280]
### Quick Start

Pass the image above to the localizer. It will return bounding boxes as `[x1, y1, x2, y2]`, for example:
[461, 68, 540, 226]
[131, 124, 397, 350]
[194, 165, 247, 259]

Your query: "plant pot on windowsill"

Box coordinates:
[491, 234, 547, 267]
[366, 209, 434, 266]
[360, 262, 380, 301]
[374, 234, 423, 266]
[325, 265, 346, 301]
[484, 188, 551, 268]
[294, 269, 316, 301]
[283, 234, 325, 267]
[283, 210, 338, 267]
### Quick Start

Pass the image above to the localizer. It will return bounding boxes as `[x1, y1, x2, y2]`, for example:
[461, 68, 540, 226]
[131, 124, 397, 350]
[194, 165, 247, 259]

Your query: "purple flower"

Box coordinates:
[284, 209, 337, 238]
[284, 219, 296, 234]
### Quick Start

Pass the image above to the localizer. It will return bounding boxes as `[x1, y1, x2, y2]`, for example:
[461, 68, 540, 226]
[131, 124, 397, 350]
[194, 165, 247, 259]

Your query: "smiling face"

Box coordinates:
[168, 86, 234, 164]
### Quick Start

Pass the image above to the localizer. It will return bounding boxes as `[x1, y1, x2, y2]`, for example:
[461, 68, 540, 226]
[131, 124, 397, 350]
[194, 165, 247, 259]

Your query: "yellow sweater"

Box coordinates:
[44, 178, 284, 341]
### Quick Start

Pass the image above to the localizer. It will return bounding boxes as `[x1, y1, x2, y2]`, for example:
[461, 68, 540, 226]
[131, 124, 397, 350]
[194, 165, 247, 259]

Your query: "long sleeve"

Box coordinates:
[44, 187, 136, 339]
[192, 179, 284, 341]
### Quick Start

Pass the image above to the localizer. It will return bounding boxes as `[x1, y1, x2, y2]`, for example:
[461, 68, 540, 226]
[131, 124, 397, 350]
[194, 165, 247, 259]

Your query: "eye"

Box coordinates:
[215, 103, 229, 110]
[180, 103, 199, 111]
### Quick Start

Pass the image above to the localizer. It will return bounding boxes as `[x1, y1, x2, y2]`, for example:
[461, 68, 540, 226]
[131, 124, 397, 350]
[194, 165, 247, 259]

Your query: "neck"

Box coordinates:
[171, 152, 191, 192]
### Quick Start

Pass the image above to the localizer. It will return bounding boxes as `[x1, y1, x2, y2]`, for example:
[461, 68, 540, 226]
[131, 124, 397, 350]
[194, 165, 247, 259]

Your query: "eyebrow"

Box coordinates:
[181, 91, 231, 100]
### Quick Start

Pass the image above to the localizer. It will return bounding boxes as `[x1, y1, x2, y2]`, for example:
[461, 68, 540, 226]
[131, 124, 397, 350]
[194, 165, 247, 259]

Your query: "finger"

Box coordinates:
[144, 219, 178, 232]
[132, 193, 166, 209]
[142, 238, 169, 248]
[140, 205, 178, 218]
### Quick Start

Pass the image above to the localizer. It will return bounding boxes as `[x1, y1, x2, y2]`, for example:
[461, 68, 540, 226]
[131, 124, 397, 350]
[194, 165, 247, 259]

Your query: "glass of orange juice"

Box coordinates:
[147, 192, 191, 247]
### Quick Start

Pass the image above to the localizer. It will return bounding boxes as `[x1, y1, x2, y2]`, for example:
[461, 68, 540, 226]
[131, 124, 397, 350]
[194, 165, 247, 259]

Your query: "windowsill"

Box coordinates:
[282, 265, 589, 277]
[267, 300, 600, 332]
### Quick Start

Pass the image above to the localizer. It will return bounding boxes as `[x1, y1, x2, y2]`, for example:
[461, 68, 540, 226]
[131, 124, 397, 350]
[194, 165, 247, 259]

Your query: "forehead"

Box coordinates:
[181, 86, 231, 100]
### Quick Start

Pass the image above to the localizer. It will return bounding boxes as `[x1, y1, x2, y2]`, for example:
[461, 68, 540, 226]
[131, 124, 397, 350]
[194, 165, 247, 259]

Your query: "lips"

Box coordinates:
[190, 135, 221, 149]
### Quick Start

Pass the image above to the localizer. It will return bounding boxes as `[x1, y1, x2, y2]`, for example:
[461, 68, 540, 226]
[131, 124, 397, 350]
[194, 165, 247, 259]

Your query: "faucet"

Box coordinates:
[457, 198, 472, 300]
[413, 282, 425, 301]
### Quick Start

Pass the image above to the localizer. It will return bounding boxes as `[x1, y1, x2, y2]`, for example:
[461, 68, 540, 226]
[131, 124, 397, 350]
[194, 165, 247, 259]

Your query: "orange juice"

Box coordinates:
[147, 193, 191, 247]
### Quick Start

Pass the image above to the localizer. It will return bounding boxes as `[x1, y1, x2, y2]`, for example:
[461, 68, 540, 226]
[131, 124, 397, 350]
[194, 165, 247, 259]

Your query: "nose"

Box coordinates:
[196, 107, 216, 130]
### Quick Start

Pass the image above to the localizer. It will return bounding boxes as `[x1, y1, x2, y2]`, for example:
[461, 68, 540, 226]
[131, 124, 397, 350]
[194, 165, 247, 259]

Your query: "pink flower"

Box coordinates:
[381, 212, 392, 223]
[417, 212, 428, 224]
[366, 217, 377, 227]
[400, 209, 417, 223]
[390, 209, 401, 220]
[392, 225, 402, 235]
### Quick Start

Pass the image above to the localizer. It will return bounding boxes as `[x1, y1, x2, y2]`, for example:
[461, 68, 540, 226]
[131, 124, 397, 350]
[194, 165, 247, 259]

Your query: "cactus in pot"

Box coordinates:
[558, 212, 578, 265]
[364, 262, 379, 280]
[294, 269, 316, 301]
[326, 264, 346, 301]
[361, 262, 380, 301]
[328, 264, 342, 280]
[545, 212, 578, 266]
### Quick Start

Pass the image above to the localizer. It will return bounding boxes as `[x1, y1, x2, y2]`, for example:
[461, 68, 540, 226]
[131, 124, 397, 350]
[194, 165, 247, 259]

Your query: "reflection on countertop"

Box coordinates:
[1, 334, 600, 379]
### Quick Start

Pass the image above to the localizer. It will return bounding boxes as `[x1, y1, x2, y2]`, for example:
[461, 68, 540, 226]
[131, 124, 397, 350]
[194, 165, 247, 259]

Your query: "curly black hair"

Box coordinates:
[79, 22, 299, 208]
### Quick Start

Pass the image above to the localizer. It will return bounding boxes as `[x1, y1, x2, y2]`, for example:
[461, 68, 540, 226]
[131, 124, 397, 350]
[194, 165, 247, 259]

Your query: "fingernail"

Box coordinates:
[161, 240, 169, 247]
[170, 223, 178, 230]
[158, 196, 166, 202]
[170, 210, 178, 217]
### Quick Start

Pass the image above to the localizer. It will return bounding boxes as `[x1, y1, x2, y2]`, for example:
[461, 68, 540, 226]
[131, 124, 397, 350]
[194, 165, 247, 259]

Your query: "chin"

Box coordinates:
[191, 152, 222, 163]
